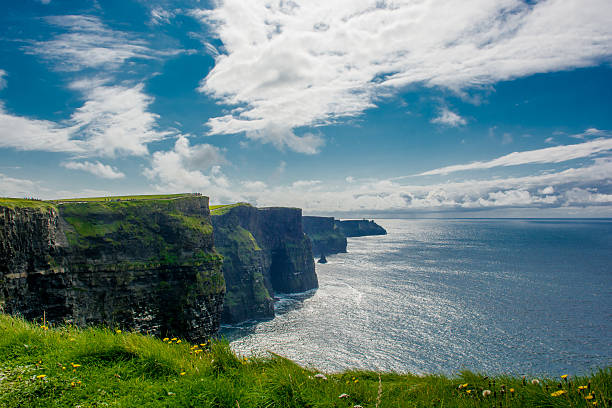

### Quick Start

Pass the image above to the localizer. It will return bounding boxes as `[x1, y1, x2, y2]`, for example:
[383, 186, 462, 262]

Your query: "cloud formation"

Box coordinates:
[418, 137, 612, 176]
[431, 108, 466, 127]
[196, 0, 612, 152]
[26, 15, 152, 71]
[62, 161, 125, 179]
[0, 70, 6, 90]
[0, 82, 167, 157]
[144, 135, 228, 192]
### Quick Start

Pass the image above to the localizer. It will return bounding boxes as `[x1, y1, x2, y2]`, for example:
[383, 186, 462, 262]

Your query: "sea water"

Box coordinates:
[221, 219, 612, 376]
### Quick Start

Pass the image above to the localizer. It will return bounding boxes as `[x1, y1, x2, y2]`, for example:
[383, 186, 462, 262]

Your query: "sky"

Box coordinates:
[0, 0, 611, 217]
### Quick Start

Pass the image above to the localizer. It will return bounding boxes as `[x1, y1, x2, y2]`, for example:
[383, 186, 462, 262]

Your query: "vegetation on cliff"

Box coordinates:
[0, 315, 609, 407]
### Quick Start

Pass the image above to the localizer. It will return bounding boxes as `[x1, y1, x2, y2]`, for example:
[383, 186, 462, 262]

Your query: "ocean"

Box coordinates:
[221, 219, 612, 376]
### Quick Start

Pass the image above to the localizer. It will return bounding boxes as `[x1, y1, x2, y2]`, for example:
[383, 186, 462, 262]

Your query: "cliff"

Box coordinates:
[302, 216, 347, 257]
[335, 219, 387, 237]
[211, 204, 317, 323]
[0, 195, 224, 341]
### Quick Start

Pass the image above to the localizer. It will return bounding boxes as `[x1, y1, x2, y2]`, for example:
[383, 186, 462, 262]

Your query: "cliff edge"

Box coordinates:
[211, 204, 317, 324]
[302, 216, 347, 257]
[0, 195, 224, 341]
[335, 219, 387, 237]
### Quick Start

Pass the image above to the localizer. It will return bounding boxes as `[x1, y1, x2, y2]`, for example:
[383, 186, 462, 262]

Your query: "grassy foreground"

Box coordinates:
[0, 315, 609, 408]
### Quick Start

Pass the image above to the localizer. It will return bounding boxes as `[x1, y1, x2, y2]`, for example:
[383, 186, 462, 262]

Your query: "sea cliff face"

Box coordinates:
[335, 219, 387, 237]
[0, 196, 224, 341]
[212, 204, 317, 324]
[302, 216, 347, 257]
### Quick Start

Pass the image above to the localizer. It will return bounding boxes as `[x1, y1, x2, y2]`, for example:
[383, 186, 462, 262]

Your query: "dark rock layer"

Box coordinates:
[0, 196, 224, 341]
[212, 204, 317, 324]
[302, 216, 347, 257]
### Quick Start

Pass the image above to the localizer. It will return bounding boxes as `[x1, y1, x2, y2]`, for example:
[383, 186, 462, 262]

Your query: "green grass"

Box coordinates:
[0, 198, 56, 210]
[0, 315, 609, 407]
[210, 202, 252, 215]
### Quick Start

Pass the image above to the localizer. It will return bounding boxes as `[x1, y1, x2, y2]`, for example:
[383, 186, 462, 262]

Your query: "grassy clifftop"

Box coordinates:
[0, 315, 609, 408]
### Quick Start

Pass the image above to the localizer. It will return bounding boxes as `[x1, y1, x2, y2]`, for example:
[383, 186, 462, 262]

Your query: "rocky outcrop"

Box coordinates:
[212, 204, 317, 324]
[0, 196, 224, 341]
[335, 219, 387, 237]
[302, 216, 347, 257]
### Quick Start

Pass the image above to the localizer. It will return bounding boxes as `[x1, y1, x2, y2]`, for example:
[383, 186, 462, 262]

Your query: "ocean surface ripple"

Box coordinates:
[222, 219, 612, 376]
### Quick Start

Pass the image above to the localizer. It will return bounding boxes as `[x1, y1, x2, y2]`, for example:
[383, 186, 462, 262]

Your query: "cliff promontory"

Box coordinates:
[335, 219, 387, 237]
[302, 216, 347, 257]
[211, 204, 317, 323]
[0, 195, 224, 341]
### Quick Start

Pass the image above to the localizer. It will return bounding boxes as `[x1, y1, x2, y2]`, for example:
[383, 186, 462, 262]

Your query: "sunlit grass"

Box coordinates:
[0, 314, 609, 407]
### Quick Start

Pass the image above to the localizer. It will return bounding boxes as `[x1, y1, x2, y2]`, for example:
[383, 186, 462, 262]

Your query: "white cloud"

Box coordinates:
[564, 187, 612, 206]
[0, 83, 167, 157]
[419, 137, 612, 176]
[292, 180, 322, 188]
[62, 161, 125, 179]
[26, 15, 153, 71]
[150, 7, 175, 25]
[0, 103, 84, 153]
[539, 186, 555, 195]
[242, 180, 267, 190]
[0, 70, 6, 90]
[144, 136, 227, 192]
[0, 173, 39, 198]
[431, 108, 466, 127]
[195, 0, 612, 152]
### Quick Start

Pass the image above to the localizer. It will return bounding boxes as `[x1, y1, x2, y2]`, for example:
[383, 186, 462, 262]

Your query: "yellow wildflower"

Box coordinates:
[579, 385, 588, 390]
[115, 329, 122, 334]
[354, 379, 359, 383]
[561, 374, 568, 379]
[200, 344, 206, 347]
[176, 340, 182, 344]
[71, 363, 81, 368]
[551, 390, 567, 397]
[171, 338, 177, 341]
[36, 375, 46, 379]
[593, 402, 597, 406]
[466, 389, 472, 394]
[180, 372, 186, 376]
[586, 394, 594, 400]
[509, 388, 515, 393]
[162, 338, 169, 342]
[71, 382, 76, 387]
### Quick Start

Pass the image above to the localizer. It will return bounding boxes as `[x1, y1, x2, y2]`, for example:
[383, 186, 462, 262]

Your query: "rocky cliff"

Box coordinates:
[211, 204, 317, 324]
[302, 216, 347, 257]
[0, 195, 224, 341]
[335, 219, 387, 237]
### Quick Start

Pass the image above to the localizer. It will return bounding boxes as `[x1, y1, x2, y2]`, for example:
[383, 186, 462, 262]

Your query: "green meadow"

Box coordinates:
[0, 315, 609, 407]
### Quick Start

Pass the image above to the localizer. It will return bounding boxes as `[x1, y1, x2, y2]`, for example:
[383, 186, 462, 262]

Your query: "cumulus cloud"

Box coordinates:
[25, 15, 152, 71]
[143, 136, 227, 192]
[195, 0, 612, 152]
[292, 179, 322, 188]
[0, 82, 167, 157]
[419, 137, 612, 176]
[62, 161, 125, 179]
[431, 108, 466, 127]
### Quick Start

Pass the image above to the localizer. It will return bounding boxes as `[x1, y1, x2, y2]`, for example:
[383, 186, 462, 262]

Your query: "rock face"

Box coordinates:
[211, 204, 317, 324]
[302, 216, 347, 257]
[0, 196, 224, 341]
[335, 219, 387, 237]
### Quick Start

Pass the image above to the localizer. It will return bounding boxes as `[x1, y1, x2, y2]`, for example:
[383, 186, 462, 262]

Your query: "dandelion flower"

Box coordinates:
[115, 329, 121, 334]
[354, 379, 359, 383]
[71, 363, 81, 368]
[171, 338, 177, 341]
[579, 385, 588, 390]
[482, 390, 491, 397]
[71, 382, 76, 387]
[585, 394, 594, 400]
[162, 338, 169, 342]
[466, 389, 472, 394]
[551, 390, 567, 397]
[180, 372, 186, 376]
[459, 383, 468, 389]
[176, 340, 182, 344]
[561, 374, 568, 379]
[510, 388, 515, 393]
[36, 375, 46, 379]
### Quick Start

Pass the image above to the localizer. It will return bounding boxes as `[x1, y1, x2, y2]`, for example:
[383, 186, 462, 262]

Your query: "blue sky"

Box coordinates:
[0, 0, 611, 217]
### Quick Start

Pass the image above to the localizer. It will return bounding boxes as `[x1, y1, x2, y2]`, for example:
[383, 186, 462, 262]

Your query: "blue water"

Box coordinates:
[222, 219, 612, 376]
